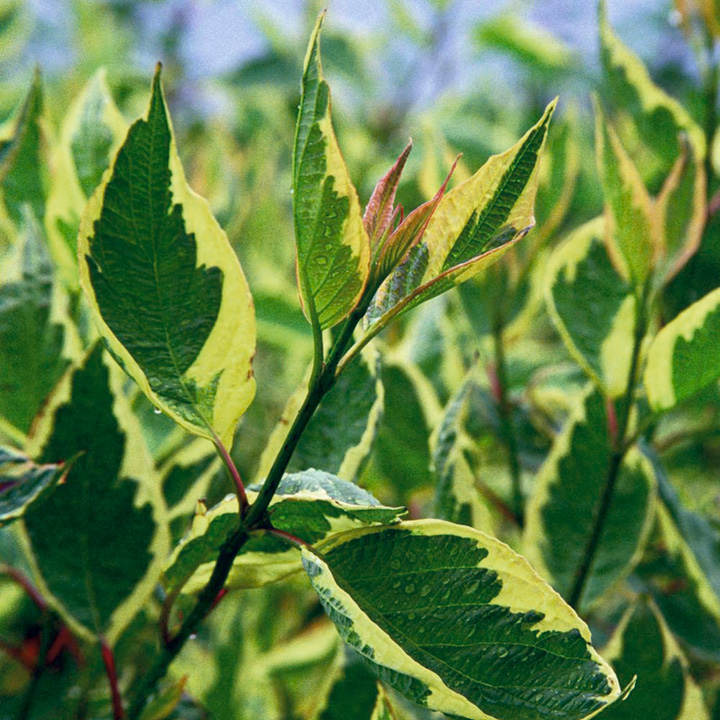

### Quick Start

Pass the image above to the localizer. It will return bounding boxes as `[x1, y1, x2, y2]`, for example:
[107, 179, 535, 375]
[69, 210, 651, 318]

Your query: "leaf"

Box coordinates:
[432, 372, 493, 531]
[523, 386, 656, 611]
[600, 597, 709, 719]
[45, 68, 128, 288]
[22, 343, 170, 642]
[0, 445, 69, 527]
[594, 99, 659, 288]
[256, 349, 383, 483]
[545, 217, 636, 398]
[0, 69, 47, 227]
[317, 647, 394, 720]
[635, 453, 720, 659]
[164, 469, 405, 593]
[644, 286, 720, 412]
[293, 12, 370, 329]
[654, 133, 706, 283]
[0, 209, 79, 439]
[598, 0, 705, 190]
[303, 519, 621, 720]
[78, 66, 256, 447]
[360, 99, 556, 349]
[158, 438, 221, 544]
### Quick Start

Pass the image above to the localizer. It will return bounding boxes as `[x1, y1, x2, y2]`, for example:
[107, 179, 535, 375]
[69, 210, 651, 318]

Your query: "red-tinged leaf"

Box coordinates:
[363, 140, 412, 250]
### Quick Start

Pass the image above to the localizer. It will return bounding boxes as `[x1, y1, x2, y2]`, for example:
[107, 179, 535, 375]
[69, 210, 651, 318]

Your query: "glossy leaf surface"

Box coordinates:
[303, 520, 621, 720]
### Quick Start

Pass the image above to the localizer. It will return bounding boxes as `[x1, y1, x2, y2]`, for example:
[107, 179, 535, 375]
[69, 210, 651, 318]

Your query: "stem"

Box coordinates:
[568, 297, 647, 609]
[101, 639, 124, 720]
[126, 306, 366, 719]
[268, 527, 309, 549]
[212, 436, 248, 512]
[491, 318, 524, 527]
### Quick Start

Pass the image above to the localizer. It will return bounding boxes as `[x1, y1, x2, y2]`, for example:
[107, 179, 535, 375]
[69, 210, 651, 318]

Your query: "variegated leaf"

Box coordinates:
[594, 99, 659, 288]
[601, 597, 708, 719]
[303, 519, 622, 720]
[0, 69, 48, 230]
[0, 209, 79, 441]
[359, 99, 556, 352]
[46, 68, 127, 288]
[644, 287, 720, 412]
[78, 66, 256, 447]
[523, 386, 656, 611]
[256, 348, 383, 484]
[0, 445, 69, 526]
[22, 343, 170, 643]
[545, 217, 636, 398]
[164, 469, 404, 594]
[293, 12, 370, 329]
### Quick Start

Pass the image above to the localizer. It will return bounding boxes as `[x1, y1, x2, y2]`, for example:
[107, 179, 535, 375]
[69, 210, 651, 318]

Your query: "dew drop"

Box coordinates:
[153, 408, 162, 415]
[189, 633, 197, 640]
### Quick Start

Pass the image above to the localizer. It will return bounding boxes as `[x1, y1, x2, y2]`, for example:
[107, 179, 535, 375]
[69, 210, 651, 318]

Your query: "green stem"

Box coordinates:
[491, 317, 524, 527]
[126, 306, 365, 719]
[567, 297, 647, 609]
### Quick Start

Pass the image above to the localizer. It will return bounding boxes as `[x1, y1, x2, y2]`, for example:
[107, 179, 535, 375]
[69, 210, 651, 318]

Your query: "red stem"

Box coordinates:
[268, 528, 308, 549]
[0, 565, 46, 611]
[101, 639, 124, 720]
[213, 437, 248, 511]
[0, 636, 34, 670]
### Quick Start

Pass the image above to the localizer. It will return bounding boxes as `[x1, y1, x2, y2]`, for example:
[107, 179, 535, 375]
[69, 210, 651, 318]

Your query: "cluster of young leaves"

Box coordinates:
[2, 3, 720, 720]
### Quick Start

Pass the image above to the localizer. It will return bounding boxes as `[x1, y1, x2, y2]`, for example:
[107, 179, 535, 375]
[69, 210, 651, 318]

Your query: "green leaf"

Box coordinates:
[256, 349, 383, 483]
[594, 99, 658, 288]
[78, 66, 256, 447]
[523, 386, 656, 610]
[164, 469, 405, 593]
[303, 519, 621, 720]
[644, 287, 720, 412]
[359, 99, 556, 352]
[22, 343, 170, 642]
[293, 12, 370, 330]
[0, 445, 69, 526]
[600, 597, 709, 719]
[0, 70, 47, 228]
[0, 209, 79, 439]
[598, 0, 705, 191]
[545, 217, 636, 398]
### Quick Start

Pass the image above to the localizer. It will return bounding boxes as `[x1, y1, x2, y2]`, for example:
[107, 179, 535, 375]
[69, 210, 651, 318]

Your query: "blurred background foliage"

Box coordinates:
[2, 0, 720, 717]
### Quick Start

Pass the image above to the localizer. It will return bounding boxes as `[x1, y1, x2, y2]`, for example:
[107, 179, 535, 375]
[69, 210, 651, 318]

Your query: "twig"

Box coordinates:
[101, 638, 124, 720]
[213, 436, 248, 513]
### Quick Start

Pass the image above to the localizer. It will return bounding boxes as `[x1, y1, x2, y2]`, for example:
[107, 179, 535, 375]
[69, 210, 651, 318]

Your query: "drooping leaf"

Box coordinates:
[644, 286, 720, 412]
[0, 445, 69, 526]
[598, 0, 705, 191]
[523, 386, 656, 610]
[164, 469, 405, 594]
[545, 217, 636, 398]
[22, 343, 169, 642]
[303, 519, 622, 720]
[359, 99, 556, 351]
[600, 597, 709, 719]
[292, 12, 370, 330]
[256, 349, 383, 483]
[0, 69, 47, 227]
[78, 66, 256, 447]
[594, 99, 658, 288]
[0, 209, 78, 440]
